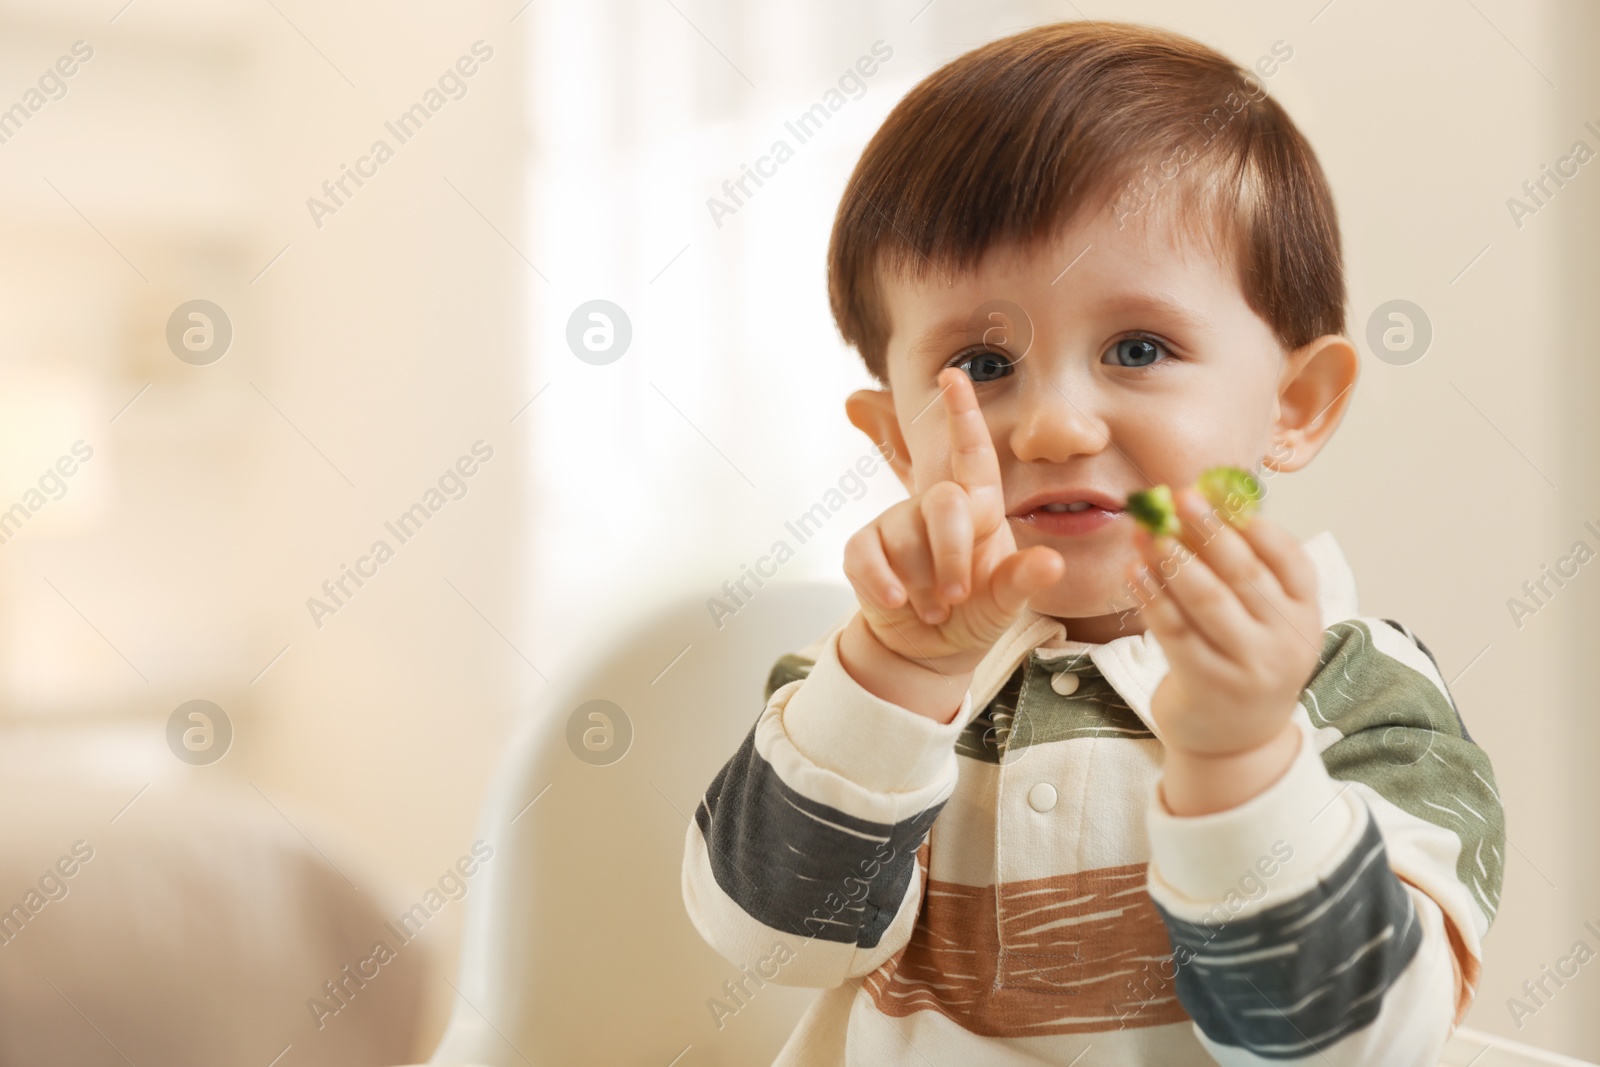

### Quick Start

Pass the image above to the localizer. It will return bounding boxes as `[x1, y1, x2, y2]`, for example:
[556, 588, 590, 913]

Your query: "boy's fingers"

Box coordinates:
[1141, 582, 1233, 691]
[1135, 570, 1188, 639]
[920, 482, 974, 602]
[1132, 554, 1233, 675]
[1172, 488, 1285, 625]
[937, 368, 1005, 537]
[880, 503, 946, 624]
[989, 545, 1064, 618]
[1234, 513, 1318, 604]
[1140, 531, 1254, 661]
[844, 525, 907, 611]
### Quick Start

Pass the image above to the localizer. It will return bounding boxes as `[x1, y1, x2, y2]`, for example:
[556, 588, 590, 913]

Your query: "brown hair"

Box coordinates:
[826, 21, 1346, 385]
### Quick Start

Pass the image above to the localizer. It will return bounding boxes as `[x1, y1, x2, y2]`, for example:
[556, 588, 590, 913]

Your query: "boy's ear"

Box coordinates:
[845, 387, 916, 493]
[1266, 333, 1360, 472]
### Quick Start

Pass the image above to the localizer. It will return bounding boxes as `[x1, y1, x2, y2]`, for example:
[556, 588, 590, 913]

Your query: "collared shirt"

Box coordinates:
[682, 529, 1503, 1065]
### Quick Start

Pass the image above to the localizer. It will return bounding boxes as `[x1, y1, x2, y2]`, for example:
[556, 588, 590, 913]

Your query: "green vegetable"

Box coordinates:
[1125, 466, 1263, 539]
[1196, 465, 1263, 527]
[1125, 484, 1179, 538]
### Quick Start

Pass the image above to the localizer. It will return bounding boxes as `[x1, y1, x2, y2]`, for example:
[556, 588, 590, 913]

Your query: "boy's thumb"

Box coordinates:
[990, 545, 1065, 618]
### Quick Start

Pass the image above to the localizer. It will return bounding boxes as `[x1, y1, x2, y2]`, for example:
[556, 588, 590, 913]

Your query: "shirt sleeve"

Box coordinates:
[1142, 617, 1505, 1066]
[680, 611, 971, 989]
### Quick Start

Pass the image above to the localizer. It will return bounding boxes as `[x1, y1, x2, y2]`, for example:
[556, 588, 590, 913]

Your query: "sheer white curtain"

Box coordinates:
[519, 0, 944, 666]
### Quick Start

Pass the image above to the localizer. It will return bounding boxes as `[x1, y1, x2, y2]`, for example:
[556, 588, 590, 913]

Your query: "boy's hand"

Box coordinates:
[1130, 487, 1324, 812]
[843, 368, 1066, 676]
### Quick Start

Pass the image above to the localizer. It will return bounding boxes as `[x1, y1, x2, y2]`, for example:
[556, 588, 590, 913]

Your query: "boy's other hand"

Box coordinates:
[842, 368, 1066, 679]
[1130, 487, 1324, 813]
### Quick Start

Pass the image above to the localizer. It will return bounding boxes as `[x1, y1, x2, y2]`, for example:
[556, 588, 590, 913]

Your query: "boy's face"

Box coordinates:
[846, 198, 1357, 644]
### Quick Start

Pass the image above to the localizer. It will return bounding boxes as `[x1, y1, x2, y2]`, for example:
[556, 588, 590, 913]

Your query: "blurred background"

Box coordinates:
[0, 0, 1594, 1063]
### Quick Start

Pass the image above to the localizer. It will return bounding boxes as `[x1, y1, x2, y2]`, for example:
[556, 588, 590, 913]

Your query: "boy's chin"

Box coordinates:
[1025, 580, 1141, 628]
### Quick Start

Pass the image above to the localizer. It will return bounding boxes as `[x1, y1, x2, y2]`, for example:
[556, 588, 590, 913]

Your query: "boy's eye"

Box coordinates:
[947, 348, 1014, 383]
[1104, 335, 1172, 368]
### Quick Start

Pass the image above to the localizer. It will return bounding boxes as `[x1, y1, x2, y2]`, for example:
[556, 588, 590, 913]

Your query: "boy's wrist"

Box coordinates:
[1158, 720, 1301, 817]
[837, 612, 979, 725]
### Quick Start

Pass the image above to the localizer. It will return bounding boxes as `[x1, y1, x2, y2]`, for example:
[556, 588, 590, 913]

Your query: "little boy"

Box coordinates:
[682, 20, 1503, 1066]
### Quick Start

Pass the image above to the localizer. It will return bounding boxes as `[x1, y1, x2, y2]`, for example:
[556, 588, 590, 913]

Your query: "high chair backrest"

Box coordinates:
[427, 579, 857, 1067]
[1440, 1027, 1600, 1067]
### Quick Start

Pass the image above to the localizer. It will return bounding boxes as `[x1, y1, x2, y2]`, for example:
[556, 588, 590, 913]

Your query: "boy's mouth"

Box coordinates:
[1008, 489, 1125, 536]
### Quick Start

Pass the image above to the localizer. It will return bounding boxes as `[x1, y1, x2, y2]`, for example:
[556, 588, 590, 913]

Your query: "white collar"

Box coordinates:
[965, 530, 1360, 746]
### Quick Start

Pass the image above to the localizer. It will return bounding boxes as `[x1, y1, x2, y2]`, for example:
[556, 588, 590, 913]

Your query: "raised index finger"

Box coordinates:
[937, 367, 1004, 531]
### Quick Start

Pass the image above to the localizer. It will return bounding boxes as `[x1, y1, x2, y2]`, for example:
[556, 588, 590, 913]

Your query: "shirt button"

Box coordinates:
[1050, 671, 1080, 696]
[1028, 783, 1058, 812]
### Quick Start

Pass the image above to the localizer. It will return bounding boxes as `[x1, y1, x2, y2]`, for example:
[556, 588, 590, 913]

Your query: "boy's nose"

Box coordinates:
[1007, 380, 1112, 463]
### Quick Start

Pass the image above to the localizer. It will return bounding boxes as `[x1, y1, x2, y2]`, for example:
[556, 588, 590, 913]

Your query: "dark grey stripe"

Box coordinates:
[694, 719, 944, 947]
[1151, 811, 1422, 1058]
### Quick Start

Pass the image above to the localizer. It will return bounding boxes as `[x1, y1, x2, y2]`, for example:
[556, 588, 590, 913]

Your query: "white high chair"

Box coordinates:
[1439, 1030, 1599, 1066]
[413, 579, 857, 1066]
[398, 578, 1595, 1067]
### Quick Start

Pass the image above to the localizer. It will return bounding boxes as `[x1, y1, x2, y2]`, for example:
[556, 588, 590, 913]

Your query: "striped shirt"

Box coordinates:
[681, 529, 1504, 1065]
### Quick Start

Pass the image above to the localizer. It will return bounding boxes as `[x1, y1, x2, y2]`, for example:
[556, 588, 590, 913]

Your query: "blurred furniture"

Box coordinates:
[422, 579, 857, 1066]
[0, 757, 428, 1067]
[1441, 1027, 1600, 1066]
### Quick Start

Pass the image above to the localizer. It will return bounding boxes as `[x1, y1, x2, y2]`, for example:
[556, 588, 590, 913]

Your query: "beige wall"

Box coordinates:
[0, 0, 527, 1054]
[0, 0, 1594, 1061]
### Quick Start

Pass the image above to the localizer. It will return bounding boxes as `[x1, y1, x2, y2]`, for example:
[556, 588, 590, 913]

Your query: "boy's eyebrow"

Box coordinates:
[909, 289, 1214, 360]
[909, 318, 973, 360]
[1097, 289, 1215, 331]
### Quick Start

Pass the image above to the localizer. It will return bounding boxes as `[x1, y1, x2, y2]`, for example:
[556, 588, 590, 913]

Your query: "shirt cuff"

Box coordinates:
[778, 623, 971, 795]
[1145, 719, 1362, 915]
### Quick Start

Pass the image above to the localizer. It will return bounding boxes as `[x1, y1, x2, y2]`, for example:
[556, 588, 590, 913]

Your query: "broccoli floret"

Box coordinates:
[1196, 465, 1263, 527]
[1125, 466, 1263, 538]
[1125, 484, 1179, 538]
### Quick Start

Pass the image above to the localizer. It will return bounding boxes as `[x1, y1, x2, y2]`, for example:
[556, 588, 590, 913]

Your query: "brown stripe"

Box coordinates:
[863, 845, 1189, 1035]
